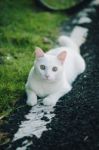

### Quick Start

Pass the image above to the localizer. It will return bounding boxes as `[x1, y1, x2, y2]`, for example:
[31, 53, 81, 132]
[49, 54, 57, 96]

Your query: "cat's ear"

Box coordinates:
[57, 51, 67, 64]
[35, 47, 44, 58]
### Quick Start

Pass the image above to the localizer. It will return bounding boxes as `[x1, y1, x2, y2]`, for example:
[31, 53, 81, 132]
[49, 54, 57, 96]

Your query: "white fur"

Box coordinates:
[26, 36, 85, 106]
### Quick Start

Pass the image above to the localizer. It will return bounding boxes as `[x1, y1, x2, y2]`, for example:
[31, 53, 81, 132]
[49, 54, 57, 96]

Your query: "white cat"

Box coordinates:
[25, 36, 85, 106]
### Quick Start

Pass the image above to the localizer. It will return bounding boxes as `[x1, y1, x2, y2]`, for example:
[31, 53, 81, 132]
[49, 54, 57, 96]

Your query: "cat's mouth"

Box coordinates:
[45, 77, 51, 81]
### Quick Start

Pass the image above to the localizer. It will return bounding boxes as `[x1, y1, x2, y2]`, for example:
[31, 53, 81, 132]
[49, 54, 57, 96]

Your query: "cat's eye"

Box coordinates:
[40, 65, 46, 70]
[52, 66, 58, 72]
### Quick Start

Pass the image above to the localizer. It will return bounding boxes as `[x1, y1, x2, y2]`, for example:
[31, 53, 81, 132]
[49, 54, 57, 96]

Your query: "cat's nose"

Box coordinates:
[45, 75, 49, 79]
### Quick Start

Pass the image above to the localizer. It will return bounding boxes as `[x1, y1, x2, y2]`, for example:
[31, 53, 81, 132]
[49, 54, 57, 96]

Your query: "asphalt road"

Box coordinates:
[0, 1, 99, 150]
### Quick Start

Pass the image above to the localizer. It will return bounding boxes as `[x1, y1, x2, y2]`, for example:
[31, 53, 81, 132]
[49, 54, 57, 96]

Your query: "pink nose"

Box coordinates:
[45, 75, 49, 79]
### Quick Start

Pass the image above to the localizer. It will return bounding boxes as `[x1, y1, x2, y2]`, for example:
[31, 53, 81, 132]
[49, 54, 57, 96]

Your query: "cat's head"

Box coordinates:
[34, 47, 67, 82]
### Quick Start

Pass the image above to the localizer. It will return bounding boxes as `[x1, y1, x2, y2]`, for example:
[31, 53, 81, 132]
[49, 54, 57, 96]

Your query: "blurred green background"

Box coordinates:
[38, 0, 77, 10]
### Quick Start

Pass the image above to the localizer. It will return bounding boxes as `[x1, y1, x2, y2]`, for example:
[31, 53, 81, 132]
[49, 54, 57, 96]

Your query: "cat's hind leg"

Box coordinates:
[76, 55, 86, 74]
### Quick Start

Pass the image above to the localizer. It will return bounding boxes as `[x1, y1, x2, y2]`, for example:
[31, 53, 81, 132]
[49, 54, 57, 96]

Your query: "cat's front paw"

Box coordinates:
[26, 99, 37, 106]
[26, 92, 37, 106]
[43, 96, 57, 106]
[26, 96, 37, 106]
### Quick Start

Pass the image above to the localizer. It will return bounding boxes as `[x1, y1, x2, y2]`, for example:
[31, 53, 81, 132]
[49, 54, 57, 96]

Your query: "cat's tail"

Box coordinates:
[58, 35, 80, 52]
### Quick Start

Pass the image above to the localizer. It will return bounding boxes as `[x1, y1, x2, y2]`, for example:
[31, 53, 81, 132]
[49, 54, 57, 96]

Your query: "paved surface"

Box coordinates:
[0, 0, 99, 150]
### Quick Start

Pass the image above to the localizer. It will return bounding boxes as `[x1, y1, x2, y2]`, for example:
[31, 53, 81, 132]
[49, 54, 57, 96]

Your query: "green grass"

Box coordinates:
[0, 0, 68, 116]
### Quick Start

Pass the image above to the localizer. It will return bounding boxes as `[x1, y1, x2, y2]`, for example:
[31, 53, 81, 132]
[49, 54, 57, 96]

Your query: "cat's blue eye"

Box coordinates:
[40, 65, 46, 70]
[52, 66, 58, 72]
